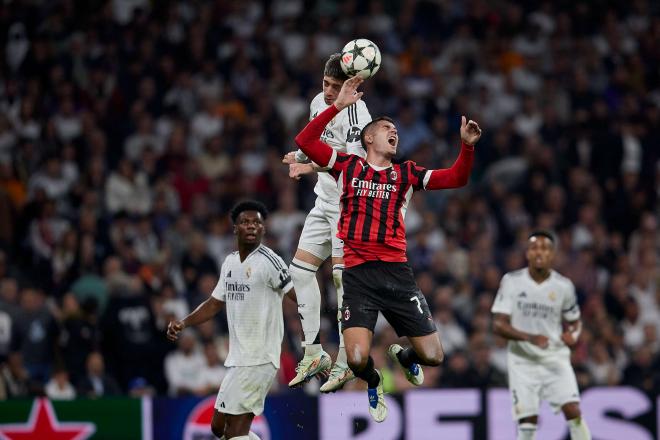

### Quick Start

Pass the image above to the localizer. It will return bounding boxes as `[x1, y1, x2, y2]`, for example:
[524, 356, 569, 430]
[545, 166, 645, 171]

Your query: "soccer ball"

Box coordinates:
[340, 38, 381, 80]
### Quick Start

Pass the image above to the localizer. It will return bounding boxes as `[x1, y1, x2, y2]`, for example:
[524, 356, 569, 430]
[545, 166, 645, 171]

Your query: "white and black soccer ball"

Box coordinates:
[339, 38, 381, 80]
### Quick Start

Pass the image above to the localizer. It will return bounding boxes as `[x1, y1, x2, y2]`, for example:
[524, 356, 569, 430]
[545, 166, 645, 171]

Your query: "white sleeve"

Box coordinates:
[211, 259, 227, 301]
[491, 274, 514, 315]
[265, 252, 294, 295]
[344, 101, 371, 158]
[561, 280, 581, 321]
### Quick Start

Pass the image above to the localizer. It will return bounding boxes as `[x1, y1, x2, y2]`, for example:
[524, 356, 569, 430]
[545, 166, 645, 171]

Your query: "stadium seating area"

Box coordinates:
[0, 0, 658, 399]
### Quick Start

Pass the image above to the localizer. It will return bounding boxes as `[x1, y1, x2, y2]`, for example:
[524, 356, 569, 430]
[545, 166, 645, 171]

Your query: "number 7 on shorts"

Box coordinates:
[410, 296, 423, 314]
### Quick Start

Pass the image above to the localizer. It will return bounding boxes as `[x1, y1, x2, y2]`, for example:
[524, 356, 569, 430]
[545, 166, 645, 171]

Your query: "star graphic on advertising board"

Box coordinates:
[0, 399, 95, 440]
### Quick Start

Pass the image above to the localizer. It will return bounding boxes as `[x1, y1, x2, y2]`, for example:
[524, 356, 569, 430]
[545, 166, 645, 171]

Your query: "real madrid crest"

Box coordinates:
[246, 267, 252, 278]
[548, 291, 556, 301]
[389, 170, 398, 181]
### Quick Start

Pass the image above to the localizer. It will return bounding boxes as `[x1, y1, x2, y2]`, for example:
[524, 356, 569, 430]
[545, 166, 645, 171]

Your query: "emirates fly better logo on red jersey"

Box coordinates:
[351, 178, 397, 199]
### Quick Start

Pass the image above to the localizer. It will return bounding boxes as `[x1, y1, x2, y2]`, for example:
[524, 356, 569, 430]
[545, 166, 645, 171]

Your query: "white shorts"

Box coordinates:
[297, 198, 343, 260]
[214, 363, 277, 416]
[507, 353, 580, 420]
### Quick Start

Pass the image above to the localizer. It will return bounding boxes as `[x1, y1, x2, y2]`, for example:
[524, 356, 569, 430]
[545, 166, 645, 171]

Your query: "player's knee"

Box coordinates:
[425, 352, 444, 366]
[420, 345, 444, 366]
[346, 348, 367, 372]
[562, 402, 581, 420]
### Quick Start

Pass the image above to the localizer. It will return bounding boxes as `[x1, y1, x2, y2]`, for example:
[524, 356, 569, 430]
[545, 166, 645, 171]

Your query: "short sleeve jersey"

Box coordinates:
[211, 245, 293, 368]
[491, 269, 581, 361]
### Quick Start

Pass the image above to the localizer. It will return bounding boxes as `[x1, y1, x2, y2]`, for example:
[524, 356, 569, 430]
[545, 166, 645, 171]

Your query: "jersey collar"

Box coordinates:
[239, 244, 263, 263]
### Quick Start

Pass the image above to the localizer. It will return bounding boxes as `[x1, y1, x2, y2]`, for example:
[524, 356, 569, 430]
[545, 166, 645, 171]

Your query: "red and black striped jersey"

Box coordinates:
[328, 154, 428, 266]
[295, 104, 475, 268]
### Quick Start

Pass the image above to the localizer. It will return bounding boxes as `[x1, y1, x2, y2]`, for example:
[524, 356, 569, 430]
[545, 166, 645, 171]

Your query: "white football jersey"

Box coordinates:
[211, 244, 293, 368]
[491, 268, 580, 361]
[297, 92, 371, 203]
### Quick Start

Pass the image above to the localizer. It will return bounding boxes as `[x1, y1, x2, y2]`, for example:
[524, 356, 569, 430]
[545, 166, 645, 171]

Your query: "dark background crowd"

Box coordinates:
[0, 0, 658, 400]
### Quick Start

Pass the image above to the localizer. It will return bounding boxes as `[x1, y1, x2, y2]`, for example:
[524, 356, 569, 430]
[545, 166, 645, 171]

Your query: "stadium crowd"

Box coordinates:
[0, 0, 658, 400]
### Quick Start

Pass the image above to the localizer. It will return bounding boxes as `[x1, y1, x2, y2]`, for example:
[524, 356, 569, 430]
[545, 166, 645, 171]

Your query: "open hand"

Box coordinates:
[334, 76, 364, 111]
[460, 116, 482, 146]
[166, 320, 185, 341]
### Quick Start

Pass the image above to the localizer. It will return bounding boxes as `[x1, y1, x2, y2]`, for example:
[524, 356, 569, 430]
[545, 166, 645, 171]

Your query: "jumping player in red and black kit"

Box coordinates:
[294, 76, 482, 422]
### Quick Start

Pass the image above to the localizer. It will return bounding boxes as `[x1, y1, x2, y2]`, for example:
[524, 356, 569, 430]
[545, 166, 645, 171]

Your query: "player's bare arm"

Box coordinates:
[285, 288, 297, 304]
[561, 319, 582, 347]
[166, 296, 224, 341]
[492, 313, 549, 349]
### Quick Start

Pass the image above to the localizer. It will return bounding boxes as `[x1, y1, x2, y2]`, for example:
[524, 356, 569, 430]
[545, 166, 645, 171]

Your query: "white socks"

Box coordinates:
[568, 417, 591, 440]
[221, 431, 260, 440]
[290, 259, 321, 355]
[332, 263, 346, 364]
[517, 423, 536, 440]
[516, 418, 590, 440]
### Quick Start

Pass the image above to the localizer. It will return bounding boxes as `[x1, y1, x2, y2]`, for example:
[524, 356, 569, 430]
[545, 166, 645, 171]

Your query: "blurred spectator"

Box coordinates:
[15, 287, 59, 384]
[0, 352, 42, 399]
[180, 232, 218, 297]
[440, 350, 472, 388]
[44, 367, 76, 400]
[198, 342, 227, 395]
[58, 294, 100, 383]
[164, 330, 205, 397]
[77, 352, 121, 398]
[105, 159, 152, 215]
[100, 275, 164, 391]
[0, 277, 19, 363]
[127, 376, 155, 398]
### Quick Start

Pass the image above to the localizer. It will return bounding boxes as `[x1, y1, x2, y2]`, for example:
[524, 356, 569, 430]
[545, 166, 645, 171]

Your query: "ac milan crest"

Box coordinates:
[389, 170, 398, 181]
[343, 307, 350, 322]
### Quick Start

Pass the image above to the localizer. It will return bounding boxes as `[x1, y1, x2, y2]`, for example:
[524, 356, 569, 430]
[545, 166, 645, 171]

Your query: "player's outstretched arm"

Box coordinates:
[492, 313, 549, 349]
[294, 76, 364, 167]
[166, 296, 224, 341]
[424, 116, 482, 190]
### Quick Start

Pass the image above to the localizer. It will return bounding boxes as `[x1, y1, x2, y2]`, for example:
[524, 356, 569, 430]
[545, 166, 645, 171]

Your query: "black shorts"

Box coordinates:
[341, 261, 436, 337]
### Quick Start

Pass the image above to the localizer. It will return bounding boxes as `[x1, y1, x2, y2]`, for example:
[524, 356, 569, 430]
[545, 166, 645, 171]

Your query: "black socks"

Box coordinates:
[397, 347, 423, 367]
[352, 356, 380, 388]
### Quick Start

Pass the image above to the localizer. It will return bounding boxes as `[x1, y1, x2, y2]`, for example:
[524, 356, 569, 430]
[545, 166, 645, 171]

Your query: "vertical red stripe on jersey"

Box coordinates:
[353, 166, 374, 241]
[390, 163, 409, 238]
[347, 163, 370, 240]
[375, 165, 397, 243]
[360, 169, 380, 241]
[339, 157, 358, 235]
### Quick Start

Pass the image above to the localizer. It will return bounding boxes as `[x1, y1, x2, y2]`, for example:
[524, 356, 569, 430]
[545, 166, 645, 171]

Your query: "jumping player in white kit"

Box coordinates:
[491, 230, 591, 440]
[167, 201, 294, 440]
[282, 53, 372, 392]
